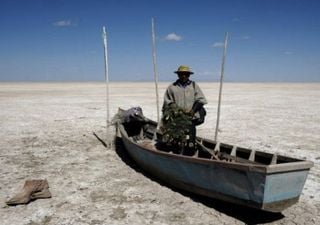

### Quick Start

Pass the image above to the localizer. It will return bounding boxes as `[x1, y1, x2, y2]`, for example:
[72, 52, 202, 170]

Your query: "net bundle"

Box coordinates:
[161, 104, 192, 147]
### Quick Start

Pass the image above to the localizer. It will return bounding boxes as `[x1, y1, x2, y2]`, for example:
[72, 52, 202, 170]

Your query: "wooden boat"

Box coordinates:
[115, 108, 313, 212]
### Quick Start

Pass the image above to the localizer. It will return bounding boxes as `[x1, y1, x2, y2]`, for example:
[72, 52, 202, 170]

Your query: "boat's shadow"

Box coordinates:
[114, 137, 284, 224]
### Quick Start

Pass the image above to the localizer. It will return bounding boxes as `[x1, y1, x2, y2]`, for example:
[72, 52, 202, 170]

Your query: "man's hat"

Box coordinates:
[174, 65, 194, 74]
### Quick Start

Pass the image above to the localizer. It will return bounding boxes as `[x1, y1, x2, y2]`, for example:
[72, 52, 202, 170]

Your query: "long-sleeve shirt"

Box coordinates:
[162, 79, 207, 119]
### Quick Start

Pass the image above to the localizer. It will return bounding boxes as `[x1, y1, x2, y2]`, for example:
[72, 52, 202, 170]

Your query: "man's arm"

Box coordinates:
[162, 86, 175, 111]
[193, 82, 207, 105]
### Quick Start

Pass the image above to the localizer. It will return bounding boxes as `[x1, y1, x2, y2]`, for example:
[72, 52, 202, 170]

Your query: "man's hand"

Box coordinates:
[188, 109, 195, 117]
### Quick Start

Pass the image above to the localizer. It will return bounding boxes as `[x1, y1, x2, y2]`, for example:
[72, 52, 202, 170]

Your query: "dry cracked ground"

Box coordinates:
[0, 82, 319, 225]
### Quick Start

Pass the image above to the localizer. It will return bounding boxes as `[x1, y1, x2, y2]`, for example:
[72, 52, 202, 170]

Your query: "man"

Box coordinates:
[162, 65, 207, 147]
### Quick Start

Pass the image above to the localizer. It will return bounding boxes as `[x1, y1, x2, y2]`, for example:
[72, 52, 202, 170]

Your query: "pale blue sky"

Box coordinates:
[0, 0, 319, 82]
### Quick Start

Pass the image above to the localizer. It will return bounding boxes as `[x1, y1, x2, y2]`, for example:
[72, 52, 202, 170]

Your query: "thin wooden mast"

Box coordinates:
[102, 26, 111, 146]
[151, 18, 160, 124]
[215, 32, 229, 142]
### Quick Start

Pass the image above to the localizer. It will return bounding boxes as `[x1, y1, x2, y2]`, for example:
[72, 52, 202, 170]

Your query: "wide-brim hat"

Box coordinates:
[174, 65, 194, 74]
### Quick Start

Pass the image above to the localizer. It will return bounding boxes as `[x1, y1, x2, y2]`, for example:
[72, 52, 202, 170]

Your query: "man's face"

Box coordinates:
[177, 73, 190, 82]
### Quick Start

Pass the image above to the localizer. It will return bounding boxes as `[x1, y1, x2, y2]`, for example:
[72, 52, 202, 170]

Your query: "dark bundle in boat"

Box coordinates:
[161, 104, 192, 147]
[115, 107, 313, 212]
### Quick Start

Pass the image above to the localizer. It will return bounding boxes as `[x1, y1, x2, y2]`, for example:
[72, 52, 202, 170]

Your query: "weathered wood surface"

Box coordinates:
[118, 117, 313, 212]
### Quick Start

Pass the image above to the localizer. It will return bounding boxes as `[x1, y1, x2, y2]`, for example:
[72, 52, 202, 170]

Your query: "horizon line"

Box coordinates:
[0, 80, 319, 83]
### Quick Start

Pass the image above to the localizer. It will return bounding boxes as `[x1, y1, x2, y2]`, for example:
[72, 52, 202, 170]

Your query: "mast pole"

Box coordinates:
[151, 17, 160, 124]
[102, 26, 111, 146]
[214, 32, 229, 142]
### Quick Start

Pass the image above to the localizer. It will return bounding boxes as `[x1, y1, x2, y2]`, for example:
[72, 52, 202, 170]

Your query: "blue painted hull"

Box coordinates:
[119, 124, 312, 212]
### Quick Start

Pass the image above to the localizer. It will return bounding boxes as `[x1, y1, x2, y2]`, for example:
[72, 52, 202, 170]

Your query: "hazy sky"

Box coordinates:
[0, 0, 319, 82]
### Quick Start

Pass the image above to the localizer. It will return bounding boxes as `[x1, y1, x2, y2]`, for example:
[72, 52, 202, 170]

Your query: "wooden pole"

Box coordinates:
[214, 32, 229, 142]
[102, 26, 111, 146]
[151, 18, 160, 124]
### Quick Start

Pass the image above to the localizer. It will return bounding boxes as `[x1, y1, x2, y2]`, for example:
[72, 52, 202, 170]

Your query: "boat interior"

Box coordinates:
[121, 120, 304, 166]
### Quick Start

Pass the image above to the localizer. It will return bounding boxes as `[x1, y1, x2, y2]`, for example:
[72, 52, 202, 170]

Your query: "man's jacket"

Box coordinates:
[162, 79, 207, 120]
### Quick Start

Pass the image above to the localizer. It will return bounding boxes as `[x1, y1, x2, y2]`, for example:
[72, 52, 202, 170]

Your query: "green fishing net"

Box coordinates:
[161, 104, 192, 147]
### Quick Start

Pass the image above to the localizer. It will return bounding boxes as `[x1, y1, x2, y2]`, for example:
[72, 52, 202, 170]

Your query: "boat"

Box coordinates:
[115, 107, 313, 212]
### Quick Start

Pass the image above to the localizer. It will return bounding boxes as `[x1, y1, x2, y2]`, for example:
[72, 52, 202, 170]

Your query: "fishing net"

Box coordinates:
[160, 104, 193, 148]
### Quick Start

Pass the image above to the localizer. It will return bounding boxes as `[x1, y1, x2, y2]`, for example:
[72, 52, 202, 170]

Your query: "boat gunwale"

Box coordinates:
[118, 124, 313, 174]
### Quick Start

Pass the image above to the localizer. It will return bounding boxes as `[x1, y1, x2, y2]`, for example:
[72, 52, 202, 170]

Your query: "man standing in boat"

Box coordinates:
[162, 65, 207, 148]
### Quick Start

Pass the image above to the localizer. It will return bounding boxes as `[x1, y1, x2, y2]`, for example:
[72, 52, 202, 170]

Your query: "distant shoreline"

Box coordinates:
[0, 81, 319, 84]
